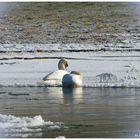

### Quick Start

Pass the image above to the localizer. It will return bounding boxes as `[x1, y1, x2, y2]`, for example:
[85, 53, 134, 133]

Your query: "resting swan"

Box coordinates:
[43, 59, 82, 87]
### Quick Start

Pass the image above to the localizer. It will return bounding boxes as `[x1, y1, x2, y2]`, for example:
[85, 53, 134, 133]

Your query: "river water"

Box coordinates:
[0, 87, 140, 138]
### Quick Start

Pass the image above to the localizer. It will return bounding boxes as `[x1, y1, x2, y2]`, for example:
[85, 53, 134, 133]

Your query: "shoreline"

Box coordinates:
[0, 2, 139, 44]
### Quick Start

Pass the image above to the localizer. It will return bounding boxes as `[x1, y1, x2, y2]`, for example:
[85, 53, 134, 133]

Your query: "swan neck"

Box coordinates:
[58, 59, 68, 70]
[58, 63, 66, 70]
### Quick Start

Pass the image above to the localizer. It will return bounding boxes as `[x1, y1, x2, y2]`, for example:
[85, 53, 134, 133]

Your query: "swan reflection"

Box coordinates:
[62, 87, 83, 104]
[46, 87, 83, 104]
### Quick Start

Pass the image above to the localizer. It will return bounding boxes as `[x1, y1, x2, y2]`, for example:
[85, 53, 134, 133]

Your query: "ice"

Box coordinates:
[0, 114, 64, 138]
[56, 136, 66, 139]
[0, 44, 140, 88]
[1, 43, 140, 53]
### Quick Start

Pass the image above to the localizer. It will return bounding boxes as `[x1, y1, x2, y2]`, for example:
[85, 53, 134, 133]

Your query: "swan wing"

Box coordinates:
[43, 70, 69, 86]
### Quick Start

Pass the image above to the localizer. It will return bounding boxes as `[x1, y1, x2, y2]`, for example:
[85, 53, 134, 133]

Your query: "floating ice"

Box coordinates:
[56, 136, 66, 139]
[0, 114, 64, 138]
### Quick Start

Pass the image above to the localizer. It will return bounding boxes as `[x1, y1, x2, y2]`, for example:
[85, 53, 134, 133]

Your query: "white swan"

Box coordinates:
[43, 59, 82, 87]
[62, 71, 83, 88]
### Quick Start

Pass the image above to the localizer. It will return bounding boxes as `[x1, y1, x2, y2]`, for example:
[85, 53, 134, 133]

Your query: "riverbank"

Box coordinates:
[0, 2, 139, 44]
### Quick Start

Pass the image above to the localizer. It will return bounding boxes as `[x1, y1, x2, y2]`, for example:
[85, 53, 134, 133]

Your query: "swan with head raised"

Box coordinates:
[43, 59, 82, 87]
[43, 58, 69, 86]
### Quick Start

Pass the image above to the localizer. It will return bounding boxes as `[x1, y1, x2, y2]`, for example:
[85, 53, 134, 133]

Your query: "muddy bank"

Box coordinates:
[0, 2, 140, 44]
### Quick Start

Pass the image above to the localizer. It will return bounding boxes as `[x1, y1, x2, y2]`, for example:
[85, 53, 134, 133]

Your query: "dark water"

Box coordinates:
[0, 87, 140, 138]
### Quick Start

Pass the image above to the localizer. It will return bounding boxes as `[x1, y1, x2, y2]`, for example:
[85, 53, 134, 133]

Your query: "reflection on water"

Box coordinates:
[62, 87, 83, 104]
[46, 87, 83, 104]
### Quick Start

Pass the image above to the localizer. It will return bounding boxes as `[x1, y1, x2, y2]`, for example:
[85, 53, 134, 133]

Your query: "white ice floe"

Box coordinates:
[0, 114, 63, 138]
[55, 136, 66, 139]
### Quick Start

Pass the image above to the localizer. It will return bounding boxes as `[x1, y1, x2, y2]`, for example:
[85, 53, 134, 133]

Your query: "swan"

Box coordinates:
[43, 59, 82, 87]
[62, 71, 83, 88]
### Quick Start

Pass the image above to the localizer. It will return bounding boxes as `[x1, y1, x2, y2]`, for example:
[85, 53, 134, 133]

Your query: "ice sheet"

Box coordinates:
[0, 44, 140, 87]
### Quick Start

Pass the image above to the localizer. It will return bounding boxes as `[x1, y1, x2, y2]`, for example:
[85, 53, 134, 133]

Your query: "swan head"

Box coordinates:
[70, 71, 83, 80]
[58, 58, 68, 70]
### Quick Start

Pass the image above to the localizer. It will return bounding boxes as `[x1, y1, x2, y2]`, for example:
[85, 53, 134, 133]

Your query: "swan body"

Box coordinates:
[62, 71, 83, 87]
[43, 70, 69, 86]
[43, 59, 83, 87]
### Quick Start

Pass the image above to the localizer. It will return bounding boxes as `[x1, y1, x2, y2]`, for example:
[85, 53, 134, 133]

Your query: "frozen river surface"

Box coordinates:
[0, 44, 140, 138]
[1, 44, 140, 87]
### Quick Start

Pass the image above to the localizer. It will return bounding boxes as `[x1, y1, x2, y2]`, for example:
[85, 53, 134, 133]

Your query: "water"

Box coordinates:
[1, 86, 140, 138]
[0, 44, 140, 137]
